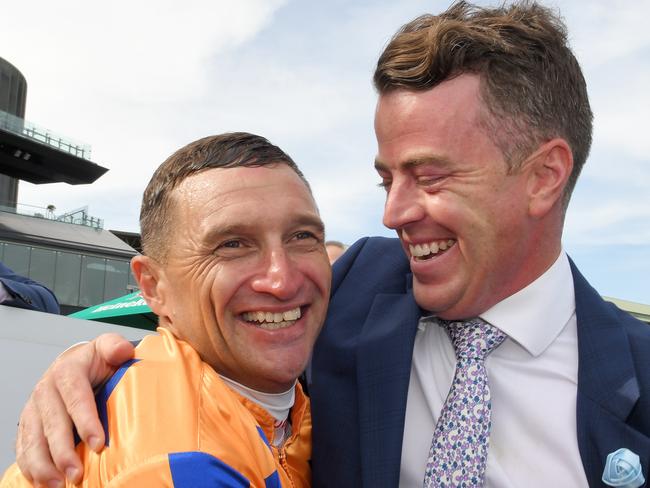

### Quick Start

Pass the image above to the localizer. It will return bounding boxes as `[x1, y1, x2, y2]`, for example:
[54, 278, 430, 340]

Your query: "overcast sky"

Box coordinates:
[1, 0, 648, 304]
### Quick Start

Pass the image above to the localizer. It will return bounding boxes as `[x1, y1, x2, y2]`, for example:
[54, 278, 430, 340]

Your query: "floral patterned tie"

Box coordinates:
[423, 317, 507, 488]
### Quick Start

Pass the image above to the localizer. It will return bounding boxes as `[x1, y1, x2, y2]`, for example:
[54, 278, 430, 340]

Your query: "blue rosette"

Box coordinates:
[602, 448, 645, 488]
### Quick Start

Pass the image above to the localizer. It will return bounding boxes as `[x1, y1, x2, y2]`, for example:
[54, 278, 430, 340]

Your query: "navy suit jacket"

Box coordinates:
[0, 261, 60, 314]
[311, 237, 650, 487]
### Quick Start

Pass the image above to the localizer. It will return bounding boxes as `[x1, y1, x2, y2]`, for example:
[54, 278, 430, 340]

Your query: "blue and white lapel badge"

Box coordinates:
[602, 448, 645, 488]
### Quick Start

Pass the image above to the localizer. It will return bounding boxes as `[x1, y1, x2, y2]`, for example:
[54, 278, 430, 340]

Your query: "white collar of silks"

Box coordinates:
[602, 448, 645, 488]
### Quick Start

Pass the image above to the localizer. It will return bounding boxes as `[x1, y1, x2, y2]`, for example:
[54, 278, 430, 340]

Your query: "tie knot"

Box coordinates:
[439, 317, 506, 360]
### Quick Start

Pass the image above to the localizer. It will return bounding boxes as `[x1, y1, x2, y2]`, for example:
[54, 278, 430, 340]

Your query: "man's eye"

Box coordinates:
[295, 231, 317, 241]
[214, 239, 247, 257]
[377, 180, 392, 190]
[220, 240, 241, 249]
[417, 176, 443, 187]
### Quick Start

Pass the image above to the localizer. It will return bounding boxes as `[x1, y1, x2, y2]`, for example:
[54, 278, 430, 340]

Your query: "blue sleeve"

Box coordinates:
[0, 261, 60, 314]
[168, 451, 251, 487]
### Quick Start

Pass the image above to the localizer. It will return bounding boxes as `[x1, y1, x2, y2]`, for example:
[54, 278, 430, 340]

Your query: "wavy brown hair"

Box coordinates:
[374, 1, 593, 205]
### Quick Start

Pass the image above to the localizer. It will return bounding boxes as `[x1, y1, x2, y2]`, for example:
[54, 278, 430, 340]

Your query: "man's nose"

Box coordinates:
[382, 179, 424, 230]
[250, 249, 302, 299]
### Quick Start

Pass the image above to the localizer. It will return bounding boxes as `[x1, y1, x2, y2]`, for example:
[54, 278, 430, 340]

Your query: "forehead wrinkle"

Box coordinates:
[173, 176, 276, 220]
[169, 166, 320, 242]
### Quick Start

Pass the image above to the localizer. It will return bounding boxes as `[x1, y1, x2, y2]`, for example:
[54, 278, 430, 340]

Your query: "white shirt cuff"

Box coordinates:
[0, 281, 10, 303]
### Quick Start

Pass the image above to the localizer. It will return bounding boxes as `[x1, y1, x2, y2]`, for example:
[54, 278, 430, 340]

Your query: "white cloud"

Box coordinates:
[3, 0, 287, 104]
[563, 0, 650, 69]
[565, 196, 650, 246]
[589, 65, 650, 160]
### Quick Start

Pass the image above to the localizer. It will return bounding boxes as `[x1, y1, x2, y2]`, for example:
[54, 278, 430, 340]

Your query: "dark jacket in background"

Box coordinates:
[0, 261, 60, 314]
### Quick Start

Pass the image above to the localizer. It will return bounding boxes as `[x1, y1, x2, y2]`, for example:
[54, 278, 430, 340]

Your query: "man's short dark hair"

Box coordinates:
[374, 0, 593, 206]
[140, 132, 309, 261]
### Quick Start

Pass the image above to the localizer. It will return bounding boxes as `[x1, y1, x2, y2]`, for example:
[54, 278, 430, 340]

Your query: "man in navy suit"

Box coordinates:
[309, 3, 650, 486]
[0, 261, 59, 314]
[11, 2, 650, 487]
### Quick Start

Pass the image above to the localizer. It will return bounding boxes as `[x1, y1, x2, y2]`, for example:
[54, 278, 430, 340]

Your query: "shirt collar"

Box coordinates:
[480, 251, 575, 357]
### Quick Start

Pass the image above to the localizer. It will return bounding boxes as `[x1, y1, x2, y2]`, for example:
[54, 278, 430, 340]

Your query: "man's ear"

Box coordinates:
[526, 138, 573, 219]
[131, 255, 168, 317]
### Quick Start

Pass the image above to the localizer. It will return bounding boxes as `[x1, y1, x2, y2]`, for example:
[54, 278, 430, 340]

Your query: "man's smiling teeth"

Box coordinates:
[409, 240, 456, 259]
[242, 307, 301, 330]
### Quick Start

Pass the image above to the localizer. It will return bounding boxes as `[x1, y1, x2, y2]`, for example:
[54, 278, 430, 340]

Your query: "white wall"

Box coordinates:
[0, 305, 152, 472]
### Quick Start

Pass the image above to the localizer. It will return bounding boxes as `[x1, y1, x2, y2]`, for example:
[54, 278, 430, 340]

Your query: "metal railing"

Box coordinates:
[0, 109, 92, 160]
[0, 203, 103, 229]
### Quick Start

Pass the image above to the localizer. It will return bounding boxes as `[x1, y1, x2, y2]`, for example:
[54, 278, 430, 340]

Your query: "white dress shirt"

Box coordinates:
[400, 252, 589, 487]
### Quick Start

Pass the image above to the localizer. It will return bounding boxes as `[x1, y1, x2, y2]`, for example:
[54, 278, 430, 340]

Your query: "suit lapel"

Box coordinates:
[356, 287, 421, 488]
[573, 261, 650, 486]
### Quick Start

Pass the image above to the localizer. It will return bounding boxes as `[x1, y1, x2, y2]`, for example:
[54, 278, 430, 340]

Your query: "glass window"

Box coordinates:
[29, 247, 56, 290]
[79, 256, 106, 307]
[54, 252, 82, 306]
[3, 243, 30, 276]
[104, 259, 129, 301]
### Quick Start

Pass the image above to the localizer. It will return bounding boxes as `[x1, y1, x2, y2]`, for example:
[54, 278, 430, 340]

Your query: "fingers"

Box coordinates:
[50, 334, 134, 452]
[14, 334, 134, 486]
[34, 374, 84, 484]
[94, 333, 135, 370]
[16, 398, 65, 488]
